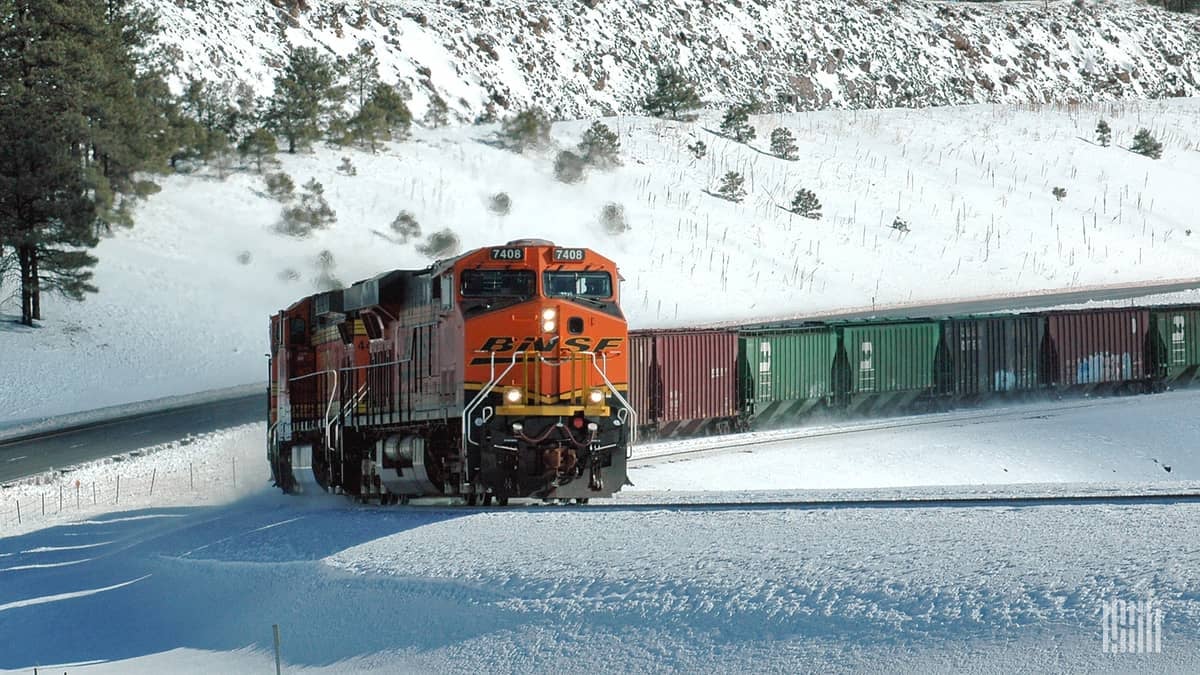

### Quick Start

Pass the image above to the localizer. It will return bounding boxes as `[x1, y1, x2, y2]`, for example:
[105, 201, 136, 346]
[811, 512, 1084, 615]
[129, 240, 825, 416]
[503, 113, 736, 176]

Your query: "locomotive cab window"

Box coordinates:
[461, 269, 535, 299]
[544, 271, 612, 298]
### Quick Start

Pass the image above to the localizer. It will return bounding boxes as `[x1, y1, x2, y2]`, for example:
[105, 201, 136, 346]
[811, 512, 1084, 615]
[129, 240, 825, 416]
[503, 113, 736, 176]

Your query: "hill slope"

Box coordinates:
[3, 99, 1200, 423]
[147, 0, 1200, 121]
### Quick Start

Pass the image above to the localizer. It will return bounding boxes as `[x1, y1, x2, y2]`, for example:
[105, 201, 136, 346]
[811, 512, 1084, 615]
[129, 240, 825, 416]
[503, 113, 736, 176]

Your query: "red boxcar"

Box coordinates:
[1047, 309, 1151, 387]
[629, 329, 739, 438]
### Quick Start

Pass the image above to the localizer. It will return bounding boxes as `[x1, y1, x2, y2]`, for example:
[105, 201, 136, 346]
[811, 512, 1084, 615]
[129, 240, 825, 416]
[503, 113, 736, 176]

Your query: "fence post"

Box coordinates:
[76, 480, 81, 510]
[116, 475, 120, 505]
[15, 500, 19, 525]
[273, 624, 282, 675]
[59, 483, 63, 513]
[93, 482, 97, 505]
[150, 468, 157, 497]
[190, 462, 194, 491]
[232, 457, 237, 487]
[41, 493, 45, 516]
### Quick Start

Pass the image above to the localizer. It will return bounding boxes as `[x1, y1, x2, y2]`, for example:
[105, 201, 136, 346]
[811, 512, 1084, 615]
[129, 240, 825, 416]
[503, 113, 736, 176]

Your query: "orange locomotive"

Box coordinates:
[268, 239, 635, 504]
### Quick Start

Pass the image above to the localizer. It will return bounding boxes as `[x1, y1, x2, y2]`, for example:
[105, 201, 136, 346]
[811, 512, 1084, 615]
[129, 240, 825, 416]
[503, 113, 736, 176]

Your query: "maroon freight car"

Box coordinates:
[1046, 309, 1151, 389]
[629, 329, 739, 438]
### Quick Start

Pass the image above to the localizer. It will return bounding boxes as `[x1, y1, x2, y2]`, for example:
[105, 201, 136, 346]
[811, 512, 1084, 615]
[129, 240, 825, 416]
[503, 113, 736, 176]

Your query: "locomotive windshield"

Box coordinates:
[461, 269, 535, 298]
[544, 271, 612, 298]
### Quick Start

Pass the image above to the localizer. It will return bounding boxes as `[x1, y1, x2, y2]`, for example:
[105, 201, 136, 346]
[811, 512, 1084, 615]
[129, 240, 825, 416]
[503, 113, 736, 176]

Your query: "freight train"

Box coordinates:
[631, 306, 1200, 439]
[268, 240, 635, 504]
[269, 239, 1200, 503]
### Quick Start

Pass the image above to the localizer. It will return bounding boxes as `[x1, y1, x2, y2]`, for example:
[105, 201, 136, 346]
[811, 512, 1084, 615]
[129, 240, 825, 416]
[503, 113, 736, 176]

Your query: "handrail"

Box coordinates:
[462, 351, 520, 450]
[286, 368, 339, 459]
[584, 350, 638, 447]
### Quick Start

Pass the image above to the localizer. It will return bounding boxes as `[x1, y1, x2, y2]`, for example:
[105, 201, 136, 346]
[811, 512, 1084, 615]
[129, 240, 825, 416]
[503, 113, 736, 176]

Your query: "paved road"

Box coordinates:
[0, 393, 264, 483]
[730, 278, 1200, 328]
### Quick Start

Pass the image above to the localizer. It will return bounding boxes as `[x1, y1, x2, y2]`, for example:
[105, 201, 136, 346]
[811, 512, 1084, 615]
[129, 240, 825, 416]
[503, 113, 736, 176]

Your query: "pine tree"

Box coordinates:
[577, 121, 621, 168]
[499, 108, 551, 153]
[1095, 119, 1111, 147]
[0, 0, 171, 325]
[720, 104, 756, 143]
[642, 67, 701, 121]
[281, 179, 336, 236]
[345, 40, 380, 108]
[790, 188, 822, 219]
[1131, 128, 1163, 159]
[770, 127, 798, 160]
[715, 171, 747, 202]
[424, 94, 450, 127]
[181, 76, 239, 162]
[265, 46, 339, 153]
[238, 128, 279, 172]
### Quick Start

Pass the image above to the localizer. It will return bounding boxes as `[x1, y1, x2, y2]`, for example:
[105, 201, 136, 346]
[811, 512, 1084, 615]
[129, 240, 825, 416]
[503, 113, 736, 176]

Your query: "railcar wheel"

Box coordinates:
[496, 496, 509, 506]
[482, 494, 493, 506]
[575, 498, 589, 505]
[466, 493, 478, 506]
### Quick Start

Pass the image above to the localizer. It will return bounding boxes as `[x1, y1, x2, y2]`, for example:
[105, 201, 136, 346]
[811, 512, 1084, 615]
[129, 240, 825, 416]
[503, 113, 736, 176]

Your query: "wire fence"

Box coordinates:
[1, 455, 244, 529]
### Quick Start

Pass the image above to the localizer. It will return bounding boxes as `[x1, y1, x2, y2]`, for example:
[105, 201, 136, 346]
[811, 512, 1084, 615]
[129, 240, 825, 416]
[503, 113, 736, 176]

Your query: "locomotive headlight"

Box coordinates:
[541, 308, 557, 321]
[587, 389, 605, 404]
[504, 387, 523, 403]
[542, 319, 556, 333]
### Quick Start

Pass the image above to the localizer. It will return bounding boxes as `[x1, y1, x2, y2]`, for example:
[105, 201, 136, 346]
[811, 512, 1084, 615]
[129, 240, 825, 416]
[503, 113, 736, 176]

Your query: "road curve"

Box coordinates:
[0, 394, 264, 483]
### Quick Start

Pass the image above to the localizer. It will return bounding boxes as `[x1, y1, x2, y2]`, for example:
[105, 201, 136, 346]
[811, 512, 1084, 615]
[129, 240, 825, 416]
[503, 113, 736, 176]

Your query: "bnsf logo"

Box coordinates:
[478, 336, 624, 352]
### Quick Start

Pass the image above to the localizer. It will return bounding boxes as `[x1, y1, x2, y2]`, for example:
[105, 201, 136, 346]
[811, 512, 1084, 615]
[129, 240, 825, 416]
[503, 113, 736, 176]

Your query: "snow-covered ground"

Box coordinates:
[3, 99, 1200, 425]
[2, 391, 1199, 672]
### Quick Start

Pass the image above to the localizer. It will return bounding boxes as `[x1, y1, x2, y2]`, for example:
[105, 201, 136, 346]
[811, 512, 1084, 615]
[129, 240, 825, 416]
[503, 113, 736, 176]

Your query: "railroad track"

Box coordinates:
[363, 487, 1200, 513]
[628, 396, 1140, 465]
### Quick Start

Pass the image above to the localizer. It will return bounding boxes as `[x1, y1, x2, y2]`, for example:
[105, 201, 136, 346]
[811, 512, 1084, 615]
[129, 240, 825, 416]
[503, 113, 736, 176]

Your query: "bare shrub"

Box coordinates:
[601, 202, 629, 235]
[417, 229, 461, 258]
[489, 192, 512, 215]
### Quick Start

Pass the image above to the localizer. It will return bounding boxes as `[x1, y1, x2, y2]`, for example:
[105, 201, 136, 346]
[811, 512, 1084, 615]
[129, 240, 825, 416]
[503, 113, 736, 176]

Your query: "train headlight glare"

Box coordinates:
[588, 389, 605, 404]
[504, 387, 523, 403]
[541, 308, 556, 321]
[542, 320, 556, 333]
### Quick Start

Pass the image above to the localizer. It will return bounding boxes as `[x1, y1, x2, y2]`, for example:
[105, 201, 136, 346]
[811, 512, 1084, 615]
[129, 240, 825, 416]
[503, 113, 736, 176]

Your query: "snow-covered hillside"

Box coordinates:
[3, 99, 1200, 424]
[146, 0, 1200, 121]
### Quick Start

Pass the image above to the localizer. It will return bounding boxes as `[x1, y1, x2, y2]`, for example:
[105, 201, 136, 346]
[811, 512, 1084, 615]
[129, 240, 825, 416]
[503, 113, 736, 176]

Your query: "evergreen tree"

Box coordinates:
[265, 46, 339, 153]
[238, 128, 279, 172]
[715, 171, 747, 202]
[1095, 119, 1111, 147]
[499, 108, 551, 153]
[349, 83, 411, 151]
[0, 0, 171, 325]
[181, 76, 238, 162]
[720, 104, 756, 143]
[424, 94, 450, 127]
[281, 178, 336, 236]
[770, 127, 798, 160]
[554, 150, 587, 184]
[1131, 128, 1163, 159]
[790, 188, 822, 219]
[577, 121, 621, 168]
[643, 66, 701, 120]
[345, 40, 380, 108]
